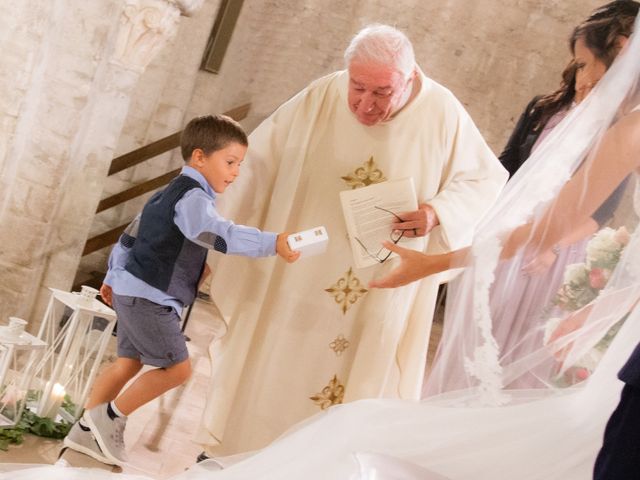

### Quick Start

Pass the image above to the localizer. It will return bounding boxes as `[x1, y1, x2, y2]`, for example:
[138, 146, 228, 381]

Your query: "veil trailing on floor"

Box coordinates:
[6, 14, 640, 480]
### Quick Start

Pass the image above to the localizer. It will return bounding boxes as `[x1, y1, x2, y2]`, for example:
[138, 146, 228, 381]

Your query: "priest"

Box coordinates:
[196, 24, 508, 456]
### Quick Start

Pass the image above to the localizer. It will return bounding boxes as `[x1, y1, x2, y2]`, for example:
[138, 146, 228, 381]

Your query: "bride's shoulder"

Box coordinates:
[599, 110, 640, 171]
[624, 101, 640, 119]
[611, 108, 640, 134]
[626, 105, 640, 119]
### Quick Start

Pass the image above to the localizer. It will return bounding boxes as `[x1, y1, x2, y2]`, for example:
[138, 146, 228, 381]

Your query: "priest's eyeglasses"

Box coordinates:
[354, 206, 405, 264]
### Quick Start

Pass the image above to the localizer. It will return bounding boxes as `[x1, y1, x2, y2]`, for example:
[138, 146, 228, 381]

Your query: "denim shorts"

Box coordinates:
[112, 293, 188, 368]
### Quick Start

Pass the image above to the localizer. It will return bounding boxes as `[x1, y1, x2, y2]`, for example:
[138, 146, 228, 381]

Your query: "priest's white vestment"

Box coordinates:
[196, 69, 508, 454]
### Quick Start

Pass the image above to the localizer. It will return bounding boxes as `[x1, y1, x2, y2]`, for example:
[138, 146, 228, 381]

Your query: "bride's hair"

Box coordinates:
[587, 0, 640, 22]
[570, 2, 639, 67]
[531, 61, 578, 133]
[532, 2, 639, 131]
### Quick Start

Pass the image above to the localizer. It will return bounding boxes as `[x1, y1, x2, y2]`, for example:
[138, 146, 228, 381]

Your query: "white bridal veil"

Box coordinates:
[426, 11, 640, 402]
[5, 13, 640, 480]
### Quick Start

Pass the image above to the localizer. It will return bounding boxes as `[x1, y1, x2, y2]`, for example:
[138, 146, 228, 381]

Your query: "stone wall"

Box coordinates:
[0, 0, 199, 328]
[84, 0, 225, 279]
[82, 0, 604, 282]
[0, 0, 122, 325]
[2, 0, 605, 324]
[189, 0, 603, 146]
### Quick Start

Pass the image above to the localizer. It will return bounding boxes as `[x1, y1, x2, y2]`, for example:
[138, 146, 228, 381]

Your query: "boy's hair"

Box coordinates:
[180, 114, 248, 161]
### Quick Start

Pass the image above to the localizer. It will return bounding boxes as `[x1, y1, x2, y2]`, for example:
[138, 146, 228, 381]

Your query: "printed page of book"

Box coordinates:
[340, 178, 426, 269]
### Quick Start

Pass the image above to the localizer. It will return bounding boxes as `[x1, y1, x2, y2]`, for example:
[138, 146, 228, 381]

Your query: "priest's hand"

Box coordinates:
[276, 233, 301, 263]
[393, 203, 439, 238]
[369, 241, 445, 288]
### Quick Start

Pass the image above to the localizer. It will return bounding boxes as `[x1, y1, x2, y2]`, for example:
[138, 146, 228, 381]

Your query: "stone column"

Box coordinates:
[0, 0, 202, 328]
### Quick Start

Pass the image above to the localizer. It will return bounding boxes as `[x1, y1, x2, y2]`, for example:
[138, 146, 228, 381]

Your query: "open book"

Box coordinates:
[340, 177, 426, 269]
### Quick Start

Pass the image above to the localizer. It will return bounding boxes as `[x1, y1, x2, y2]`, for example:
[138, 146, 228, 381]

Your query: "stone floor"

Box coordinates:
[0, 290, 445, 478]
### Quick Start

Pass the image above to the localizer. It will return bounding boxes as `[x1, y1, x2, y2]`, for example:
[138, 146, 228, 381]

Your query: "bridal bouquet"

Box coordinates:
[553, 226, 630, 312]
[544, 226, 630, 386]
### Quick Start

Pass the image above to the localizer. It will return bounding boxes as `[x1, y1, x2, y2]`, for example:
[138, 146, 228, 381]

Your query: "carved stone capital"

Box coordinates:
[111, 0, 189, 72]
[168, 0, 205, 17]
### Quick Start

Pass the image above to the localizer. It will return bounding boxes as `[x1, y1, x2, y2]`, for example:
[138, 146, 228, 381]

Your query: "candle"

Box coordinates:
[44, 383, 65, 420]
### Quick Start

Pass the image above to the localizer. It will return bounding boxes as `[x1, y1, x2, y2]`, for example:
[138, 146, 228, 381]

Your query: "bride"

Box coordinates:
[379, 2, 640, 399]
[6, 10, 640, 480]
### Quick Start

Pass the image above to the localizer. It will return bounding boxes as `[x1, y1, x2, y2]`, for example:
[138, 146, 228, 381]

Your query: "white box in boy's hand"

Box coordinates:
[287, 226, 329, 258]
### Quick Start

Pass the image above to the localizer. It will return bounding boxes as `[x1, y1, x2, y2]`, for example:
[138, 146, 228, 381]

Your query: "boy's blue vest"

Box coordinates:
[125, 175, 208, 306]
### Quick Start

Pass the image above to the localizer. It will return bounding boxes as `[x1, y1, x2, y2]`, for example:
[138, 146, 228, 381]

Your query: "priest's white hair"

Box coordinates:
[344, 24, 415, 79]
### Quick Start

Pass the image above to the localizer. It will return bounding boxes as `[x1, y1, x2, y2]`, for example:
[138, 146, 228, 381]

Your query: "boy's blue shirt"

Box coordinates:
[104, 165, 277, 313]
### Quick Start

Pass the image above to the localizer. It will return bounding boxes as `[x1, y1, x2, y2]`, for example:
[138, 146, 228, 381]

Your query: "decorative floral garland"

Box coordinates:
[0, 390, 74, 451]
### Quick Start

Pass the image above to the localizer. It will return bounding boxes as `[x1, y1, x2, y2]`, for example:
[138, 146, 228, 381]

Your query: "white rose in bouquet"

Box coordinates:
[612, 225, 631, 246]
[563, 262, 589, 285]
[586, 227, 623, 268]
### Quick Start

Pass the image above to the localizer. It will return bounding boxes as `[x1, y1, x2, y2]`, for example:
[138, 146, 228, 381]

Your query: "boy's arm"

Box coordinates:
[100, 234, 130, 307]
[103, 215, 140, 289]
[99, 283, 113, 307]
[174, 189, 277, 257]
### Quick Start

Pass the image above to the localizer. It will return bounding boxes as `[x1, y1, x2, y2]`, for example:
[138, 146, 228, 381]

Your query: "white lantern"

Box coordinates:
[0, 323, 47, 427]
[34, 288, 117, 422]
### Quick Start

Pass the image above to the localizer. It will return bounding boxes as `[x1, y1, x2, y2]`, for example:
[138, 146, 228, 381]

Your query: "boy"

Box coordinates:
[64, 115, 299, 465]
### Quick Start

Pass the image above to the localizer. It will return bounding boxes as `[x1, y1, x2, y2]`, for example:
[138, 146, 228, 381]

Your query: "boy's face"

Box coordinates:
[191, 142, 247, 193]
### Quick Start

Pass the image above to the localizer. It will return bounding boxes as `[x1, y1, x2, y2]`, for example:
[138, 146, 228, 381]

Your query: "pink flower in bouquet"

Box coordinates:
[560, 366, 593, 386]
[575, 367, 590, 381]
[589, 268, 610, 290]
[613, 226, 631, 246]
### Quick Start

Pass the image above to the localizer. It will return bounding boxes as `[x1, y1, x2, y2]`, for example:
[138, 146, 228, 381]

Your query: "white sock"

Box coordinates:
[109, 400, 126, 418]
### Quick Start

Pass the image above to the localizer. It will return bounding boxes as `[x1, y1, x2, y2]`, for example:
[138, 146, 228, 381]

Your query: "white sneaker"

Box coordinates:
[83, 404, 128, 465]
[63, 422, 116, 465]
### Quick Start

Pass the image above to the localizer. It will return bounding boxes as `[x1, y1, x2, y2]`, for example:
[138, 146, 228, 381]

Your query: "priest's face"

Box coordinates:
[347, 62, 413, 126]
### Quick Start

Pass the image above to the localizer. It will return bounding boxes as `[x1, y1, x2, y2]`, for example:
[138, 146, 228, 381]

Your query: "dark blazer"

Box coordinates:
[498, 96, 543, 178]
[619, 342, 640, 387]
[593, 340, 640, 479]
